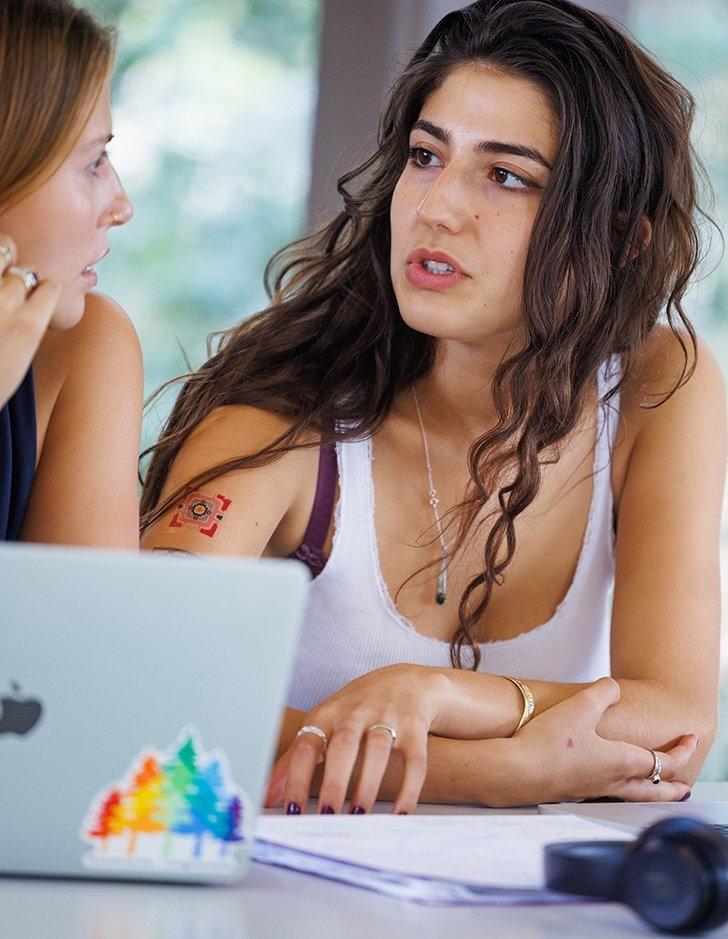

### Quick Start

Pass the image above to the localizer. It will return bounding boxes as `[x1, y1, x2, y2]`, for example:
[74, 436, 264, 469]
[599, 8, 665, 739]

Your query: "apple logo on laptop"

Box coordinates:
[0, 681, 43, 736]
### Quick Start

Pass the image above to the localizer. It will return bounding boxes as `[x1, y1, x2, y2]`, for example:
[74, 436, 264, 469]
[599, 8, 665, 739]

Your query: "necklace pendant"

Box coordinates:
[436, 567, 447, 605]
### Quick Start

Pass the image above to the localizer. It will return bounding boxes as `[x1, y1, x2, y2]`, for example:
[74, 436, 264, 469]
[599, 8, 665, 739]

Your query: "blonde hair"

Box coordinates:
[0, 0, 115, 210]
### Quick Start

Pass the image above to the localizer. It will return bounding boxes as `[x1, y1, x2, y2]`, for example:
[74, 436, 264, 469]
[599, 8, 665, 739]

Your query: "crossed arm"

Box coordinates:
[141, 330, 726, 808]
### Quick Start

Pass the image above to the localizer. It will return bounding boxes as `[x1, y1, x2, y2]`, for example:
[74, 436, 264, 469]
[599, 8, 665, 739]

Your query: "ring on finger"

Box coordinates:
[296, 724, 328, 757]
[367, 723, 399, 744]
[6, 265, 39, 297]
[647, 749, 662, 785]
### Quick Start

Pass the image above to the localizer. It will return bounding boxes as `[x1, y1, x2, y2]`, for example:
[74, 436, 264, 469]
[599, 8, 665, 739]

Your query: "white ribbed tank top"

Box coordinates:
[286, 356, 622, 712]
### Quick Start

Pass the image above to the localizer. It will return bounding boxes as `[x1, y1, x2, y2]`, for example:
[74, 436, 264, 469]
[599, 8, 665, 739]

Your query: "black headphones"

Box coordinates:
[544, 817, 728, 934]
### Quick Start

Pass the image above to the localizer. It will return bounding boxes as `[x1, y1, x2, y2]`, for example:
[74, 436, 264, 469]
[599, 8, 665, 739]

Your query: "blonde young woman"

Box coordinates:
[141, 0, 725, 812]
[0, 0, 139, 545]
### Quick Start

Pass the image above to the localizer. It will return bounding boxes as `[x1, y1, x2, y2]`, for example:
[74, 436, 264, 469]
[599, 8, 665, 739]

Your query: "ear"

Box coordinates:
[615, 212, 653, 266]
[635, 214, 653, 253]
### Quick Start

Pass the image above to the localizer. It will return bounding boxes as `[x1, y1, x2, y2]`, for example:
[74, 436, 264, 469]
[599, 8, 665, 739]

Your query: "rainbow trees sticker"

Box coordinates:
[80, 728, 250, 874]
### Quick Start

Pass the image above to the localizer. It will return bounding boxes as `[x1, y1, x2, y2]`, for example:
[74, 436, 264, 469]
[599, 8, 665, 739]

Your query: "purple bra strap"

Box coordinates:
[288, 444, 338, 577]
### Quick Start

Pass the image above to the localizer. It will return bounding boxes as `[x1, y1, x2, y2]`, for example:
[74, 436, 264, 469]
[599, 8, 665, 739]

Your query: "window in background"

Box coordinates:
[80, 0, 322, 449]
[628, 0, 728, 778]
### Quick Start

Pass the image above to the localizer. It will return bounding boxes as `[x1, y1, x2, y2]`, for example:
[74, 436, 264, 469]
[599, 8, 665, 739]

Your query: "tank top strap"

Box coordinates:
[288, 444, 337, 577]
[595, 353, 622, 461]
[329, 434, 379, 574]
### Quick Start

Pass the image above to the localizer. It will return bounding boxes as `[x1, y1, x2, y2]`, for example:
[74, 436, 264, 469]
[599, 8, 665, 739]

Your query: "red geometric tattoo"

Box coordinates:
[169, 491, 232, 538]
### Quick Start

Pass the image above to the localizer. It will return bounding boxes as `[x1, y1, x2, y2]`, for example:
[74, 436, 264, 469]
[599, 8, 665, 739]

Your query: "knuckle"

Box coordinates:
[366, 731, 393, 751]
[331, 728, 358, 750]
[294, 737, 321, 759]
[617, 756, 635, 780]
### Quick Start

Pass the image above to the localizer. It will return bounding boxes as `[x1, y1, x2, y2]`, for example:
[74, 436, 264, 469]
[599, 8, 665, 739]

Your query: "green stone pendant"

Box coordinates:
[436, 566, 447, 605]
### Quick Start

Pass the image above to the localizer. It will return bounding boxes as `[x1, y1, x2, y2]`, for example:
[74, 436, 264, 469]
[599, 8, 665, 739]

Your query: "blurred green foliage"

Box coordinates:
[79, 0, 321, 448]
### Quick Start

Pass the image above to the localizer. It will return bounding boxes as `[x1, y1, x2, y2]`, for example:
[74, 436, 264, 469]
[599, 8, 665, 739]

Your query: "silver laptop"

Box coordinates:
[0, 543, 308, 884]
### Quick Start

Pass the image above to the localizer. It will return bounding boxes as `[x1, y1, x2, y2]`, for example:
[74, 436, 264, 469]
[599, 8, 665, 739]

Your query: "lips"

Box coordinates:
[404, 247, 469, 292]
[405, 248, 468, 277]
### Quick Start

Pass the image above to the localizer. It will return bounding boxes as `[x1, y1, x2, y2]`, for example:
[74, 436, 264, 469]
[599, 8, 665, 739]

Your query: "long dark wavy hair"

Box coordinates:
[141, 0, 709, 668]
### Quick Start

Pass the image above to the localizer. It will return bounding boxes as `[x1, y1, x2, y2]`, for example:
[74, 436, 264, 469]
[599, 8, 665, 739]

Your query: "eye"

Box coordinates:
[408, 146, 442, 169]
[491, 167, 533, 192]
[89, 150, 109, 175]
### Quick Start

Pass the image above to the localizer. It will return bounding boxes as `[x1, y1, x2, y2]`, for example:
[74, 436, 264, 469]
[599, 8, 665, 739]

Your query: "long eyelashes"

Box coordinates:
[407, 146, 537, 195]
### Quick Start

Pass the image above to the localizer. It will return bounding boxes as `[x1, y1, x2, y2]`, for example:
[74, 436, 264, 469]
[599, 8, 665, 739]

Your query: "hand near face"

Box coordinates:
[0, 235, 60, 409]
[265, 664, 449, 815]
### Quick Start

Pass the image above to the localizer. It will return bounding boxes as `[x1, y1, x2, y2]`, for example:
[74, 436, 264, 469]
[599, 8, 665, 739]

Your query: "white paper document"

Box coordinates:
[253, 813, 632, 904]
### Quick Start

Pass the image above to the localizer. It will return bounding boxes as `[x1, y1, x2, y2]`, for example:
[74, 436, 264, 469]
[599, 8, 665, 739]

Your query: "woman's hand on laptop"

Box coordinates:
[265, 664, 453, 815]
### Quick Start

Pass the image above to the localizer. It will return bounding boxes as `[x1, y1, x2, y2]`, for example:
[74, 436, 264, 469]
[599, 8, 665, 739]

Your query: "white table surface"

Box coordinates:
[3, 782, 728, 939]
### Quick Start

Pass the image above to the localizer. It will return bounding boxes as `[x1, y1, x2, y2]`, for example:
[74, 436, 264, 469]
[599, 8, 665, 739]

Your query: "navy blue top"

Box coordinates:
[0, 367, 36, 541]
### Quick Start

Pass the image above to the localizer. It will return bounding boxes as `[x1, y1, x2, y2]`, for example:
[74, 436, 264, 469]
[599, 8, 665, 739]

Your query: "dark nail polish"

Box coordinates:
[320, 805, 335, 814]
[350, 805, 366, 815]
[680, 790, 692, 802]
[286, 801, 301, 815]
[397, 811, 408, 815]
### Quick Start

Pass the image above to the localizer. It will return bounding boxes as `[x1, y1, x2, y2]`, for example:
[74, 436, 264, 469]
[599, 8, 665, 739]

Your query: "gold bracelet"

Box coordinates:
[501, 676, 535, 735]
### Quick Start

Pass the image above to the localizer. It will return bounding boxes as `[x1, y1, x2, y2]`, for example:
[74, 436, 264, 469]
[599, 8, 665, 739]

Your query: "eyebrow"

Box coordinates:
[411, 119, 552, 171]
[82, 133, 114, 151]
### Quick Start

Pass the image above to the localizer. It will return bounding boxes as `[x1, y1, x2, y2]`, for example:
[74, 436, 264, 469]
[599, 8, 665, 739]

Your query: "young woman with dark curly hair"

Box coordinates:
[140, 0, 725, 814]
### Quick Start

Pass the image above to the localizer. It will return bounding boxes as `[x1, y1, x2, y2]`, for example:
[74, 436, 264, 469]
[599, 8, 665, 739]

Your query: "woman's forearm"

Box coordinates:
[432, 668, 714, 783]
[379, 734, 531, 807]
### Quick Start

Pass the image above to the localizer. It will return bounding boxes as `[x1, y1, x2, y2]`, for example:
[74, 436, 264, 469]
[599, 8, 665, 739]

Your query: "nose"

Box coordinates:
[109, 188, 134, 227]
[101, 169, 134, 228]
[415, 166, 466, 233]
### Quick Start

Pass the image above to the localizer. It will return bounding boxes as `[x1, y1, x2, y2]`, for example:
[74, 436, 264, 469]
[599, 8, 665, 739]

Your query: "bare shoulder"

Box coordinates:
[614, 323, 726, 512]
[620, 323, 726, 423]
[33, 292, 142, 453]
[23, 294, 143, 548]
[57, 291, 140, 364]
[180, 403, 318, 470]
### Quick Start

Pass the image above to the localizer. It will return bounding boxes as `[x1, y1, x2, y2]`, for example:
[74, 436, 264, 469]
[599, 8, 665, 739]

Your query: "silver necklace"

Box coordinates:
[412, 387, 450, 605]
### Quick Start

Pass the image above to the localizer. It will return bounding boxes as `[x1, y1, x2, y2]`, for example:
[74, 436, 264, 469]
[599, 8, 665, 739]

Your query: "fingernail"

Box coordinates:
[396, 811, 408, 815]
[350, 805, 366, 815]
[680, 790, 692, 802]
[286, 801, 301, 815]
[320, 805, 335, 814]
